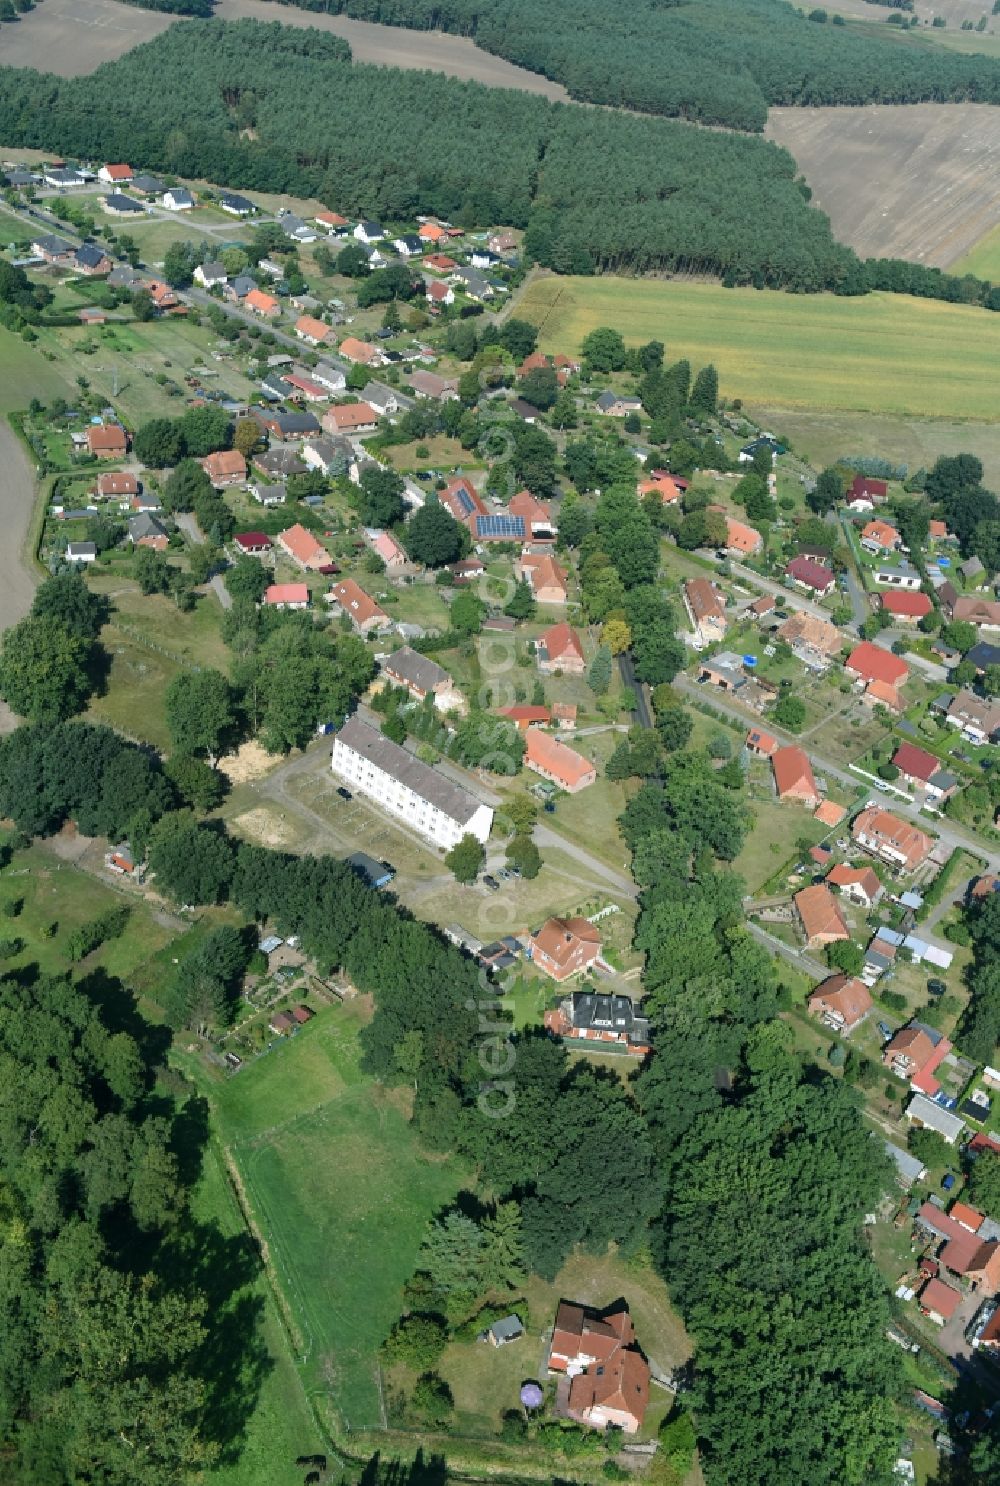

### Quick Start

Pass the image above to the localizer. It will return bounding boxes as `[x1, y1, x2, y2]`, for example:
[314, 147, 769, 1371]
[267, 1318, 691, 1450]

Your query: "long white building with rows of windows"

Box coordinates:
[331, 716, 493, 850]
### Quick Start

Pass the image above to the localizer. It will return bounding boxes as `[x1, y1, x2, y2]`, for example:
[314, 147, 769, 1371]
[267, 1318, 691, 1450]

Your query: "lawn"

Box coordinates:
[0, 840, 175, 980]
[0, 328, 77, 413]
[186, 1000, 467, 1432]
[736, 798, 828, 895]
[518, 276, 1000, 420]
[384, 436, 472, 473]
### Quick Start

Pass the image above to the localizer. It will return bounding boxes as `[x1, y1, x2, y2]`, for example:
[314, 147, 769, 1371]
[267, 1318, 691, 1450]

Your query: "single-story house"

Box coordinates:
[535, 622, 585, 675]
[880, 590, 932, 622]
[771, 745, 820, 807]
[323, 402, 380, 435]
[219, 192, 255, 216]
[746, 727, 779, 757]
[785, 555, 835, 596]
[277, 522, 328, 571]
[920, 1277, 963, 1326]
[264, 582, 310, 610]
[826, 863, 883, 909]
[327, 578, 389, 635]
[793, 884, 849, 948]
[524, 728, 596, 793]
[234, 531, 271, 557]
[892, 742, 959, 802]
[66, 541, 97, 563]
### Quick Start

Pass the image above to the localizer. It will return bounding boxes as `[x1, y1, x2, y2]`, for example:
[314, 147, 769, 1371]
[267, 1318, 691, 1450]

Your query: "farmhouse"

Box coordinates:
[807, 974, 873, 1034]
[264, 583, 310, 610]
[327, 579, 389, 635]
[683, 577, 727, 645]
[331, 715, 493, 850]
[440, 476, 487, 525]
[793, 884, 849, 948]
[517, 553, 568, 605]
[892, 743, 959, 802]
[509, 488, 555, 540]
[381, 647, 461, 709]
[530, 918, 602, 981]
[524, 729, 596, 793]
[785, 555, 835, 596]
[547, 1301, 649, 1435]
[277, 523, 328, 571]
[544, 991, 651, 1055]
[771, 746, 819, 807]
[852, 806, 932, 873]
[536, 622, 585, 675]
[201, 449, 246, 487]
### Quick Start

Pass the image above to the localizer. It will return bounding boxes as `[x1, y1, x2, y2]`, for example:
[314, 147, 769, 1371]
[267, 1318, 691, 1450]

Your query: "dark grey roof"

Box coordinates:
[132, 173, 163, 194]
[107, 265, 145, 287]
[260, 374, 293, 400]
[968, 641, 1000, 671]
[105, 193, 144, 212]
[345, 851, 394, 887]
[34, 233, 73, 256]
[74, 243, 107, 268]
[164, 188, 193, 206]
[220, 192, 254, 211]
[336, 715, 484, 825]
[128, 513, 168, 541]
[488, 1315, 524, 1342]
[382, 646, 449, 693]
[359, 220, 384, 235]
[254, 448, 307, 477]
[395, 234, 422, 251]
[570, 990, 647, 1041]
[312, 358, 348, 388]
[268, 411, 320, 436]
[230, 275, 256, 297]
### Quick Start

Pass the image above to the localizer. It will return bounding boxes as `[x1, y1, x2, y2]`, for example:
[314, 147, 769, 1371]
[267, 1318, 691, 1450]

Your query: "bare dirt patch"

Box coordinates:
[231, 806, 302, 850]
[766, 102, 1000, 268]
[1, 0, 569, 97]
[218, 739, 282, 785]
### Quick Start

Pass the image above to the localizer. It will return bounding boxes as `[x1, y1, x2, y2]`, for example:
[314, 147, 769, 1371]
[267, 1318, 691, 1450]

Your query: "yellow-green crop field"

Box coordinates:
[953, 223, 1000, 283]
[519, 275, 1000, 421]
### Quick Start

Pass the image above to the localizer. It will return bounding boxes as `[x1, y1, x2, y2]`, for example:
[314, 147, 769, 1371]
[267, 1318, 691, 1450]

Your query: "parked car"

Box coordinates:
[877, 1021, 893, 1041]
[336, 786, 352, 801]
[927, 979, 947, 997]
[483, 875, 500, 891]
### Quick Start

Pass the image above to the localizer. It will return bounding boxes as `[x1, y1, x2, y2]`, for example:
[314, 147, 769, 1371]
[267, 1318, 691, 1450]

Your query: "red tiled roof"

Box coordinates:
[861, 519, 900, 548]
[538, 622, 583, 664]
[826, 864, 881, 899]
[794, 884, 849, 943]
[949, 1202, 984, 1233]
[771, 745, 818, 801]
[498, 705, 551, 728]
[881, 590, 932, 619]
[893, 743, 942, 784]
[524, 728, 594, 789]
[265, 582, 309, 606]
[920, 1277, 962, 1320]
[786, 555, 834, 590]
[846, 641, 908, 687]
[278, 522, 327, 567]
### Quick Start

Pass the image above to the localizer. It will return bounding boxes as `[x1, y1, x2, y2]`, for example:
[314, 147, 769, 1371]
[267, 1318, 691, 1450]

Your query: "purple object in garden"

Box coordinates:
[520, 1382, 543, 1410]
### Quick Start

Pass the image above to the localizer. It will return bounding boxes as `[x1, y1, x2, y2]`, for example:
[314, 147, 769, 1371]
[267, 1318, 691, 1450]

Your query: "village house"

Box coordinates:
[529, 917, 603, 981]
[535, 622, 585, 675]
[946, 689, 1000, 744]
[161, 188, 194, 211]
[793, 884, 849, 948]
[683, 576, 728, 645]
[544, 991, 651, 1055]
[314, 209, 348, 231]
[200, 449, 246, 487]
[771, 745, 820, 806]
[595, 390, 642, 418]
[952, 595, 1000, 631]
[508, 488, 555, 540]
[194, 260, 227, 289]
[253, 409, 320, 442]
[884, 1022, 953, 1095]
[66, 541, 97, 564]
[718, 512, 762, 557]
[547, 1301, 649, 1435]
[219, 192, 255, 216]
[327, 578, 389, 635]
[86, 423, 128, 460]
[826, 863, 884, 909]
[861, 519, 902, 553]
[419, 222, 447, 243]
[880, 590, 932, 623]
[102, 192, 144, 217]
[98, 163, 133, 185]
[32, 233, 75, 264]
[361, 382, 414, 418]
[698, 652, 747, 694]
[407, 369, 458, 401]
[283, 371, 329, 404]
[381, 647, 462, 710]
[245, 288, 280, 319]
[940, 1237, 1000, 1296]
[127, 513, 168, 550]
[277, 522, 328, 571]
[264, 582, 310, 610]
[875, 560, 921, 591]
[847, 474, 888, 508]
[295, 314, 335, 346]
[425, 279, 455, 307]
[639, 473, 684, 505]
[807, 974, 873, 1034]
[323, 402, 380, 435]
[814, 798, 847, 828]
[852, 806, 932, 873]
[301, 437, 350, 479]
[892, 743, 959, 802]
[524, 728, 596, 793]
[746, 726, 778, 757]
[331, 715, 493, 850]
[367, 529, 408, 571]
[777, 611, 843, 669]
[74, 244, 112, 276]
[234, 531, 271, 558]
[96, 471, 138, 499]
[311, 359, 348, 394]
[785, 555, 835, 597]
[469, 510, 527, 542]
[845, 641, 909, 708]
[907, 1095, 965, 1145]
[254, 447, 307, 482]
[516, 552, 568, 605]
[439, 476, 487, 525]
[354, 220, 385, 244]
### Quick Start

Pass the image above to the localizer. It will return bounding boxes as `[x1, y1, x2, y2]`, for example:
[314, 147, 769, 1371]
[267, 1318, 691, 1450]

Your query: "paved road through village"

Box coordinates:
[0, 417, 41, 732]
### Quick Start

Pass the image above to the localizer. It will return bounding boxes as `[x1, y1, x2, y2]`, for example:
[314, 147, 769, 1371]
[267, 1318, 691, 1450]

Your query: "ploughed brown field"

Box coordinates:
[0, 0, 570, 97]
[766, 102, 1000, 269]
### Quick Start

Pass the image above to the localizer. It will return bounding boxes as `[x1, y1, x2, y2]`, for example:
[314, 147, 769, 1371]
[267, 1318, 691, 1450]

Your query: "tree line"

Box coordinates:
[264, 0, 1000, 131]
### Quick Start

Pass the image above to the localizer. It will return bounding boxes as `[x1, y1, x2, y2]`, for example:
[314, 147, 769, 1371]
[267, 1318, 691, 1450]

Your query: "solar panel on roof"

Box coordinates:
[477, 514, 525, 538]
[454, 487, 476, 516]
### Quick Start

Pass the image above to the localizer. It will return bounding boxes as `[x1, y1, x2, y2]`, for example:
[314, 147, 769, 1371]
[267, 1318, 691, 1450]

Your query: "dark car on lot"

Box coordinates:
[483, 875, 500, 891]
[336, 786, 352, 801]
[928, 979, 947, 997]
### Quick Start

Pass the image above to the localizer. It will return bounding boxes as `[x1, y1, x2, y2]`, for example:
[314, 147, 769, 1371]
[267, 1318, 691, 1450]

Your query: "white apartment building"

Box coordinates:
[331, 716, 493, 850]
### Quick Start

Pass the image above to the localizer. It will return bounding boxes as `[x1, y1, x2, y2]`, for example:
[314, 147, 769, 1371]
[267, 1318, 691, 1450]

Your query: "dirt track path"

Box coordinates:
[0, 417, 39, 733]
